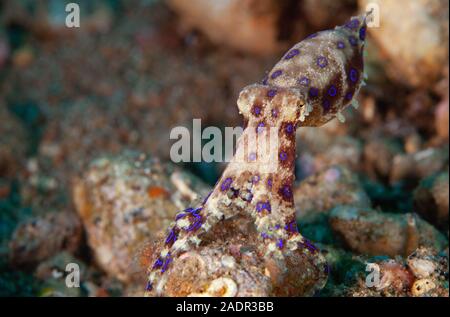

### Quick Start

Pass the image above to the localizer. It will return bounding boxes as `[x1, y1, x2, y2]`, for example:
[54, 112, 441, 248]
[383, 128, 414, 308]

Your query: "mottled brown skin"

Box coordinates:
[144, 12, 370, 296]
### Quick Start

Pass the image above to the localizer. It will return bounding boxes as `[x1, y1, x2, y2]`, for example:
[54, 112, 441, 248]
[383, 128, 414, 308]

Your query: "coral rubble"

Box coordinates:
[73, 152, 209, 283]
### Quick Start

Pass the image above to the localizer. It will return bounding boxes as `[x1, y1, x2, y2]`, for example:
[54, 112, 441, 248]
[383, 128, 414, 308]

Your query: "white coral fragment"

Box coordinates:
[188, 277, 238, 297]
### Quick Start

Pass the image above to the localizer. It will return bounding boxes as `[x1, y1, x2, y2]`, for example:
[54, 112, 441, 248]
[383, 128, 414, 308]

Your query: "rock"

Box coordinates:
[414, 171, 449, 229]
[0, 33, 10, 70]
[404, 90, 437, 134]
[348, 257, 415, 296]
[300, 0, 356, 30]
[364, 137, 403, 180]
[404, 133, 423, 154]
[295, 122, 362, 178]
[359, 0, 449, 88]
[407, 247, 448, 296]
[317, 244, 368, 297]
[8, 211, 83, 267]
[312, 137, 363, 172]
[410, 278, 436, 296]
[435, 97, 449, 141]
[348, 247, 448, 297]
[374, 260, 416, 295]
[0, 106, 27, 179]
[408, 258, 436, 279]
[34, 252, 86, 297]
[434, 67, 449, 141]
[34, 251, 125, 297]
[297, 120, 355, 154]
[72, 152, 210, 283]
[12, 46, 34, 69]
[329, 206, 448, 257]
[144, 213, 326, 296]
[35, 252, 87, 281]
[390, 147, 448, 183]
[0, 180, 11, 199]
[2, 0, 114, 39]
[167, 0, 282, 55]
[156, 234, 271, 296]
[294, 166, 371, 218]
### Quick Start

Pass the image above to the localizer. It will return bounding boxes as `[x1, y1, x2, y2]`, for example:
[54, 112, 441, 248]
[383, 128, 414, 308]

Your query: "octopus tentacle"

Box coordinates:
[144, 10, 372, 296]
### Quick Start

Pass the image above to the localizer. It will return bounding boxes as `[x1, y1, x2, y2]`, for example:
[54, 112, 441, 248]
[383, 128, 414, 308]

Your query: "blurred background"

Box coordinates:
[0, 0, 448, 297]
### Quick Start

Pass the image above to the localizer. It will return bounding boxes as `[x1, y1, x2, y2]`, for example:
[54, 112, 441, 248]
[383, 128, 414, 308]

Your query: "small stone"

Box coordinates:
[9, 212, 83, 268]
[390, 147, 448, 183]
[72, 152, 210, 282]
[167, 0, 282, 55]
[313, 137, 363, 172]
[435, 96, 449, 140]
[0, 106, 27, 179]
[411, 279, 436, 297]
[329, 206, 448, 257]
[294, 166, 371, 218]
[347, 247, 448, 297]
[413, 171, 449, 229]
[359, 0, 449, 88]
[156, 214, 326, 296]
[407, 258, 436, 279]
[364, 137, 403, 179]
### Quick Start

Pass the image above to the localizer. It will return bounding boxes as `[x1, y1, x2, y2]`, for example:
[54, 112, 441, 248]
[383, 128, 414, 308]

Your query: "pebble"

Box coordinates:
[72, 152, 210, 282]
[329, 206, 448, 257]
